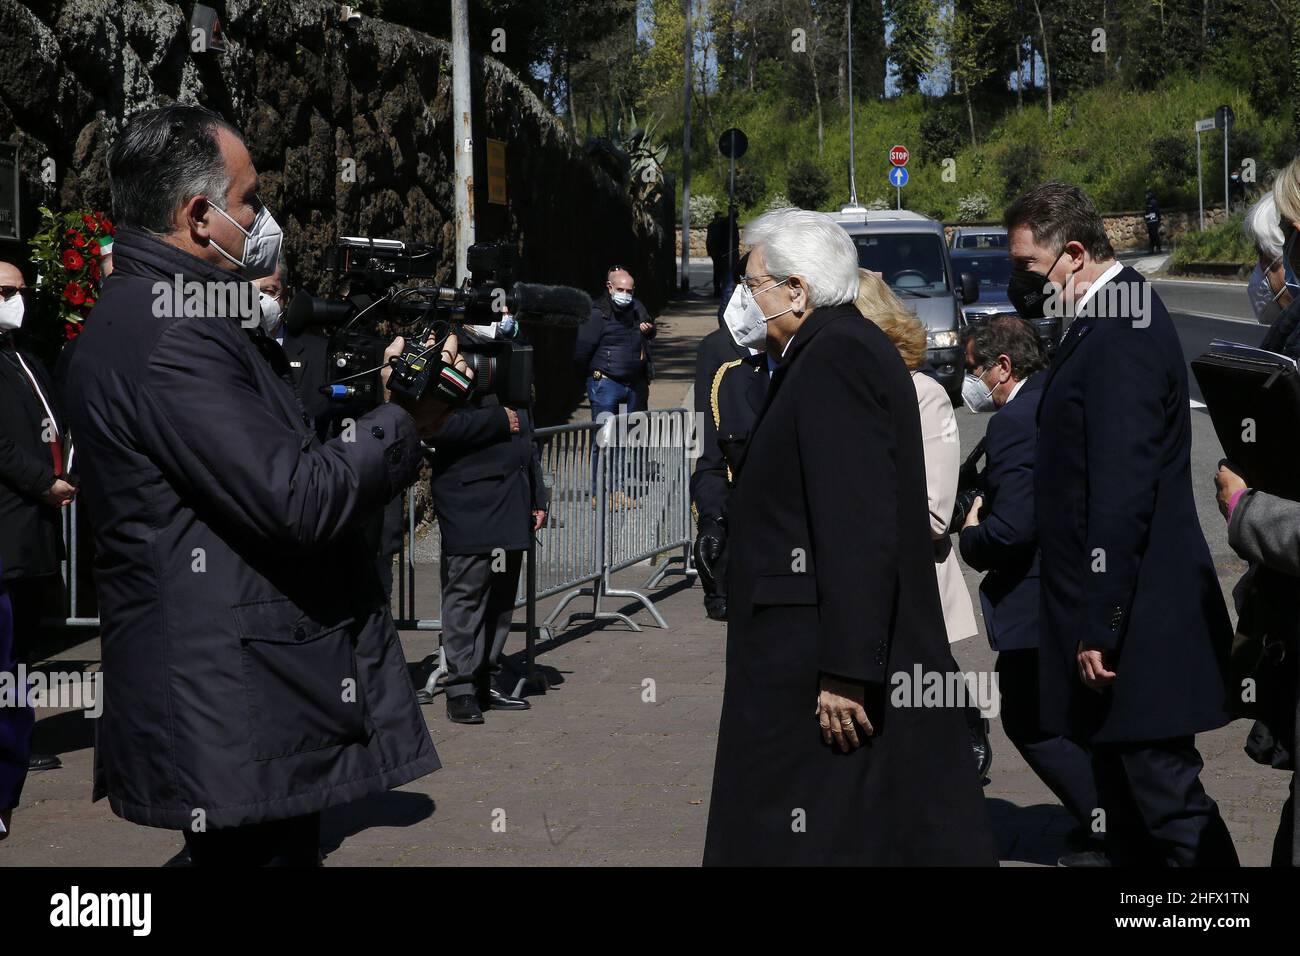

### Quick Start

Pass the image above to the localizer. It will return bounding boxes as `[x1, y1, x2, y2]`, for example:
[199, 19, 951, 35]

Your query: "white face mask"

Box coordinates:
[0, 292, 24, 332]
[209, 201, 284, 281]
[256, 290, 283, 335]
[610, 290, 634, 308]
[723, 279, 791, 349]
[962, 367, 998, 413]
[1249, 261, 1284, 326]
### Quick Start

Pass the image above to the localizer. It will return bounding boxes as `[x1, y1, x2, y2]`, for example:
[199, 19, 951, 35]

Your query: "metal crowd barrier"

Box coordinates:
[54, 409, 699, 698]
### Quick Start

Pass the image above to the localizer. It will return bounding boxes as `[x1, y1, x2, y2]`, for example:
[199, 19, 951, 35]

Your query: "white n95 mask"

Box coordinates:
[210, 201, 284, 281]
[256, 290, 283, 335]
[1248, 262, 1284, 326]
[0, 292, 24, 331]
[724, 280, 790, 349]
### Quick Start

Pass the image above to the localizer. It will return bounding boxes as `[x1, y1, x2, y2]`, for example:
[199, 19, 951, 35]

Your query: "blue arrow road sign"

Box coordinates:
[889, 166, 909, 188]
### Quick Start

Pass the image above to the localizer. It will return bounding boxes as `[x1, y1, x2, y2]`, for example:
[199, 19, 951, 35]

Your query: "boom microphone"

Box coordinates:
[509, 282, 591, 327]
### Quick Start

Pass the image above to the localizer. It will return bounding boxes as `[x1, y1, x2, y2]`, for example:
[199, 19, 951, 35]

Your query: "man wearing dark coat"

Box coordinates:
[1006, 181, 1238, 867]
[703, 209, 997, 865]
[0, 261, 73, 777]
[428, 324, 548, 725]
[958, 317, 1100, 862]
[690, 271, 767, 621]
[62, 106, 468, 865]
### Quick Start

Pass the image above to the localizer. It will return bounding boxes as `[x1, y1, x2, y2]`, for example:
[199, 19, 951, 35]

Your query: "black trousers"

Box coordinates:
[997, 649, 1098, 829]
[4, 576, 51, 665]
[183, 812, 321, 866]
[1093, 737, 1239, 866]
[440, 550, 523, 699]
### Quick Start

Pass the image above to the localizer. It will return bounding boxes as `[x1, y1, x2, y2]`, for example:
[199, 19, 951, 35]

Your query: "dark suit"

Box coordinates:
[959, 372, 1097, 827]
[0, 334, 70, 663]
[0, 561, 34, 816]
[1035, 265, 1237, 865]
[703, 303, 997, 865]
[690, 307, 767, 618]
[429, 390, 547, 699]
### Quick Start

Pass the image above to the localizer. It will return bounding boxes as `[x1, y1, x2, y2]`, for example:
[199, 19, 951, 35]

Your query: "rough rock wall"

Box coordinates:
[0, 0, 673, 423]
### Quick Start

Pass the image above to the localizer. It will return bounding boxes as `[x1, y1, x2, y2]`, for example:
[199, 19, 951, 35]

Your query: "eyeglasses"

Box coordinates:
[740, 273, 786, 294]
[0, 285, 23, 300]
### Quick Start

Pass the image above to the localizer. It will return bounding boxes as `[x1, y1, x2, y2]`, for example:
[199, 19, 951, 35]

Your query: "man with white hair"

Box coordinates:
[702, 208, 997, 865]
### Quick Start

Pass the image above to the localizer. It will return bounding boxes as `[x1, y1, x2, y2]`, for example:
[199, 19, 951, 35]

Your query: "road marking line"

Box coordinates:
[1171, 310, 1258, 325]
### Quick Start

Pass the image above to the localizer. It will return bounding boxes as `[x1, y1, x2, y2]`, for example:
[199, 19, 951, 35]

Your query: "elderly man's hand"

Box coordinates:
[383, 333, 474, 438]
[1077, 642, 1117, 691]
[41, 478, 77, 509]
[1215, 463, 1247, 521]
[816, 676, 874, 752]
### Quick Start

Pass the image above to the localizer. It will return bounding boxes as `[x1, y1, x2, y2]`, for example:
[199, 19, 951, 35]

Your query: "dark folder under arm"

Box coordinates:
[1191, 341, 1300, 500]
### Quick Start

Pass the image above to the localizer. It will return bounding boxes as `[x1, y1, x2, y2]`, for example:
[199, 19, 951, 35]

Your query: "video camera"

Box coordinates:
[947, 439, 986, 535]
[286, 237, 592, 409]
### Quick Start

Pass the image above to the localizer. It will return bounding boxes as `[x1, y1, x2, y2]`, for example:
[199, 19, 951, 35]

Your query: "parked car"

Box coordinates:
[951, 243, 1061, 356]
[949, 225, 1009, 250]
[834, 208, 978, 403]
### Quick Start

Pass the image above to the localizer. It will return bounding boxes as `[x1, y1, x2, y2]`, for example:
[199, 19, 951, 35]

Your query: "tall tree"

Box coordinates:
[886, 0, 938, 93]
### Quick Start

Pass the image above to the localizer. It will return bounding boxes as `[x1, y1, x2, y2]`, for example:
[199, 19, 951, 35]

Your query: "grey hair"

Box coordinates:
[107, 105, 236, 233]
[1244, 192, 1285, 261]
[741, 208, 860, 307]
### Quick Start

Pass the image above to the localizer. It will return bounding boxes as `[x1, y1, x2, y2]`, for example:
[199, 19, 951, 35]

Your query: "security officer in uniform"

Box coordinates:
[691, 259, 768, 620]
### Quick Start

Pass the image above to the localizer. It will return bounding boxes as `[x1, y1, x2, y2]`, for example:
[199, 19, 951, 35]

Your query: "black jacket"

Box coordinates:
[0, 334, 69, 581]
[573, 293, 655, 382]
[959, 372, 1044, 652]
[703, 303, 997, 865]
[1034, 266, 1233, 744]
[429, 393, 547, 555]
[689, 304, 765, 524]
[63, 227, 439, 829]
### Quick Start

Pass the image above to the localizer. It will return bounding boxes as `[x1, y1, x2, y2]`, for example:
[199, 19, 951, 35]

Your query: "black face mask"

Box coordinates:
[1007, 249, 1067, 320]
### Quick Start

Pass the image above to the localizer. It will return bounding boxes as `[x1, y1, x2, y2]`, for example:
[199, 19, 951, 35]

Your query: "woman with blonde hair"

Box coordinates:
[855, 269, 988, 777]
[855, 269, 978, 645]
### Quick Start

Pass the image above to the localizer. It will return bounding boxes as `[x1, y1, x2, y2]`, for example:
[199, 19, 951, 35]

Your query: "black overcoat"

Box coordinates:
[1034, 266, 1233, 743]
[703, 303, 997, 865]
[0, 336, 69, 581]
[63, 228, 440, 830]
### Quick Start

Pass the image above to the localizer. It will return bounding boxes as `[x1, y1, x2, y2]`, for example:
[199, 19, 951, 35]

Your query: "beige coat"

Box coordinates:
[912, 372, 979, 643]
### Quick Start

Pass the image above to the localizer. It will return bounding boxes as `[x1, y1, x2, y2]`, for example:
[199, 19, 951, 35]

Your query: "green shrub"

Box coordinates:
[1170, 212, 1253, 266]
[787, 158, 831, 210]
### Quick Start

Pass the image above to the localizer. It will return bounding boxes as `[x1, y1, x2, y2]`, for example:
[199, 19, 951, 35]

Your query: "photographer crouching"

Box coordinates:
[62, 105, 471, 866]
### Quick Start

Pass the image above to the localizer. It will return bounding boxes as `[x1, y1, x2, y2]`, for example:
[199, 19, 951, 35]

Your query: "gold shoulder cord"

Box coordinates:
[710, 358, 744, 485]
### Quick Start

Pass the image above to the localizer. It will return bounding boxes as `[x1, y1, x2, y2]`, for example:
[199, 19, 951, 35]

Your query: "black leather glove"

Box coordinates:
[694, 515, 726, 594]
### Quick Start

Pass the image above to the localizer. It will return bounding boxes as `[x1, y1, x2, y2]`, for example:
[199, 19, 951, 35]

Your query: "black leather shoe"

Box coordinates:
[479, 687, 530, 711]
[1057, 849, 1112, 867]
[970, 717, 993, 781]
[28, 753, 62, 772]
[446, 696, 484, 724]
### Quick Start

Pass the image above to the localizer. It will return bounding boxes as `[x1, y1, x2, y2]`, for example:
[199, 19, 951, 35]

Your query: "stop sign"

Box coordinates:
[889, 145, 909, 166]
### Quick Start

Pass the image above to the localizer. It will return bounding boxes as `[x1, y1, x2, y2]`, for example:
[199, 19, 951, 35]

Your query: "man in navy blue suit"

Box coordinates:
[959, 315, 1100, 861]
[1004, 182, 1238, 867]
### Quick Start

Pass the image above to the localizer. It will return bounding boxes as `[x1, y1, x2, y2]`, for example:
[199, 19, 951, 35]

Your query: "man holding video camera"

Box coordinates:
[957, 316, 1100, 863]
[430, 321, 547, 725]
[62, 105, 471, 866]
